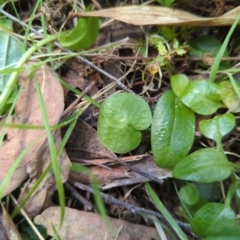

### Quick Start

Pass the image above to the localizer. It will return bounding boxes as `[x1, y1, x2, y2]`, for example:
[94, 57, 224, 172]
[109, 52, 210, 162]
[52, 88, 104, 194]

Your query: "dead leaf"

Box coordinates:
[34, 207, 162, 240]
[63, 118, 116, 160]
[70, 6, 240, 26]
[0, 202, 21, 240]
[70, 155, 171, 190]
[18, 129, 71, 218]
[0, 62, 65, 197]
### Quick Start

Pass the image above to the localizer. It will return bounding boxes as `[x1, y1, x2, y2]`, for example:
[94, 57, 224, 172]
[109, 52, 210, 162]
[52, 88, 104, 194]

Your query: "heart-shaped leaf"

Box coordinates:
[60, 16, 99, 50]
[179, 80, 224, 115]
[191, 203, 235, 238]
[170, 74, 189, 98]
[97, 93, 152, 154]
[151, 90, 195, 168]
[173, 148, 232, 183]
[200, 113, 235, 143]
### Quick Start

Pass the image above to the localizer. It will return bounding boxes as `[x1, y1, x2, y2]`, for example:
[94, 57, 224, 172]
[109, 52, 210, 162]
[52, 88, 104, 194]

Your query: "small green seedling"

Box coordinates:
[97, 93, 152, 154]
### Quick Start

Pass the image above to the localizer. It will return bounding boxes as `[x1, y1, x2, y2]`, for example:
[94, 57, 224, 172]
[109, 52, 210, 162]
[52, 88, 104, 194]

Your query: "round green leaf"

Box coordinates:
[170, 74, 189, 98]
[191, 203, 235, 238]
[97, 93, 152, 154]
[151, 90, 195, 168]
[179, 80, 224, 115]
[200, 113, 236, 143]
[60, 16, 99, 50]
[179, 183, 199, 206]
[173, 148, 232, 183]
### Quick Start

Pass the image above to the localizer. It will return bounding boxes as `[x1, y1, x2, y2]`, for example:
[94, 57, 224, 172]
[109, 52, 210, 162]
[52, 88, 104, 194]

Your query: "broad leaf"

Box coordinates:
[200, 113, 235, 143]
[179, 183, 199, 206]
[191, 203, 235, 238]
[170, 74, 189, 98]
[151, 90, 195, 168]
[60, 16, 99, 50]
[173, 148, 232, 183]
[179, 80, 224, 115]
[189, 35, 230, 69]
[218, 80, 240, 113]
[0, 19, 24, 91]
[97, 93, 152, 154]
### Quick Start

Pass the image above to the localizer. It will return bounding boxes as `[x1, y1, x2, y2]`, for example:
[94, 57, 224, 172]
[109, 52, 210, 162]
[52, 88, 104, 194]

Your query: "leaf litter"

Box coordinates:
[34, 207, 164, 240]
[0, 62, 71, 217]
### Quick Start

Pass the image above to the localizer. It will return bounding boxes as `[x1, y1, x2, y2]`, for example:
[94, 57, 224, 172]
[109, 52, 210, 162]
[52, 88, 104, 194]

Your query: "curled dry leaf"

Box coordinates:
[70, 155, 171, 190]
[0, 62, 70, 199]
[0, 202, 21, 240]
[70, 6, 240, 26]
[34, 207, 162, 240]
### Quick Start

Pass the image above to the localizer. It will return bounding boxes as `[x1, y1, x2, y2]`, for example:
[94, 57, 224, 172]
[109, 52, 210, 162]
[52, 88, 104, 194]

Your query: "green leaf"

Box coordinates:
[156, 0, 175, 7]
[151, 90, 195, 168]
[200, 113, 235, 143]
[191, 203, 235, 238]
[173, 148, 232, 183]
[179, 183, 199, 206]
[218, 80, 240, 113]
[158, 27, 176, 40]
[60, 16, 99, 50]
[97, 93, 152, 154]
[170, 74, 189, 98]
[189, 35, 230, 69]
[179, 80, 224, 115]
[205, 224, 240, 240]
[0, 19, 24, 91]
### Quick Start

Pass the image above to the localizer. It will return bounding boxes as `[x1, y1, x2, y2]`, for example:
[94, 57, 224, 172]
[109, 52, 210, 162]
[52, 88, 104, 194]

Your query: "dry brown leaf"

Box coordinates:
[70, 155, 171, 190]
[71, 6, 240, 26]
[0, 62, 65, 196]
[18, 129, 71, 218]
[64, 118, 116, 160]
[0, 202, 21, 240]
[34, 207, 162, 240]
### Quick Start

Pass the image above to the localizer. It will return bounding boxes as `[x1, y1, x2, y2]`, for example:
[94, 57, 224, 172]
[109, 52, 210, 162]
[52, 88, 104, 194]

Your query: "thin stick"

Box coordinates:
[69, 180, 195, 237]
[65, 182, 93, 211]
